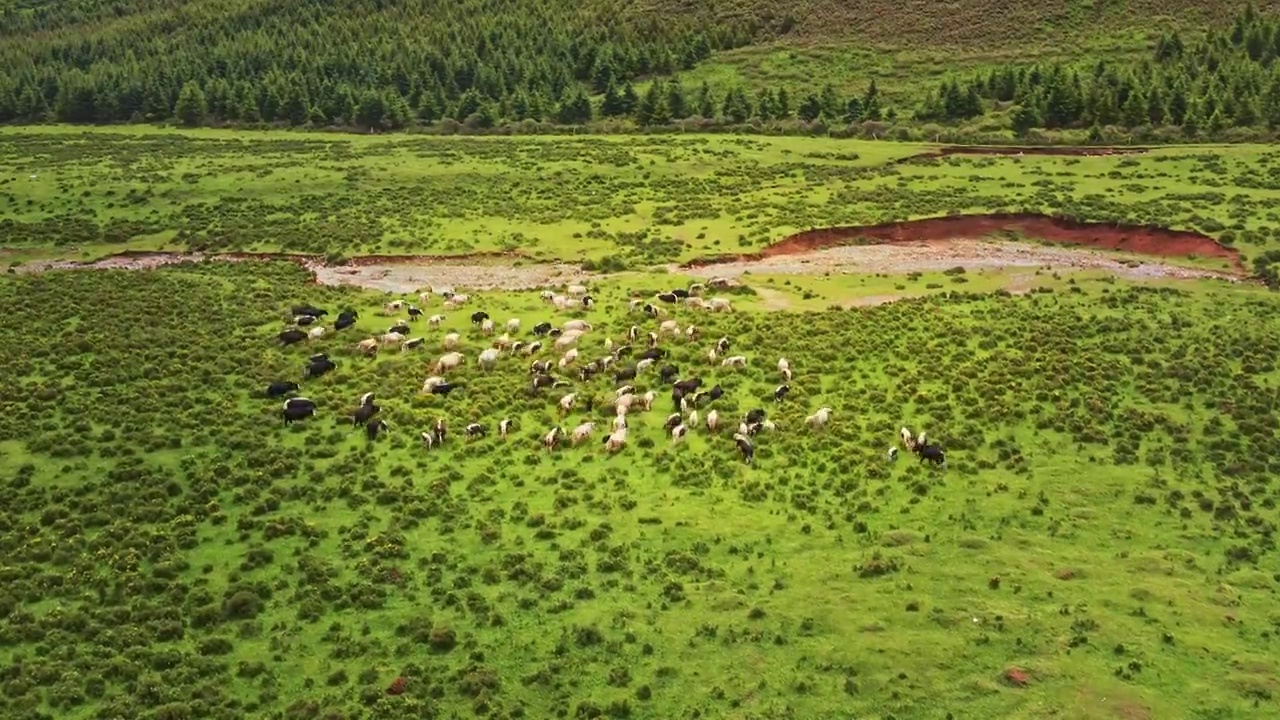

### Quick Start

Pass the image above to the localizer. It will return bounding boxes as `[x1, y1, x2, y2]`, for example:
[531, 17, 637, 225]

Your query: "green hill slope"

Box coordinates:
[0, 0, 1278, 135]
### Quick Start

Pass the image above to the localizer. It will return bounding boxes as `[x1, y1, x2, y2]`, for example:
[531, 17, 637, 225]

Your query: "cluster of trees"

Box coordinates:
[923, 5, 1280, 132]
[0, 0, 764, 128]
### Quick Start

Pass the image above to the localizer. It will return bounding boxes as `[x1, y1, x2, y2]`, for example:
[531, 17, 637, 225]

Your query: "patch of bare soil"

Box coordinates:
[14, 251, 595, 293]
[677, 239, 1243, 283]
[902, 146, 1149, 163]
[684, 213, 1244, 272]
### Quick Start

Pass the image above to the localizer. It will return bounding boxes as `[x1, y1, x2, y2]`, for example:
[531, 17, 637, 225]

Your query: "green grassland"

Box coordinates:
[1, 261, 1279, 720]
[2, 127, 1279, 270]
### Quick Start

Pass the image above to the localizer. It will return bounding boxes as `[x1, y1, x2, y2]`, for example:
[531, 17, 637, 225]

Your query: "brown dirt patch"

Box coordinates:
[678, 239, 1242, 283]
[1003, 667, 1031, 687]
[682, 213, 1243, 272]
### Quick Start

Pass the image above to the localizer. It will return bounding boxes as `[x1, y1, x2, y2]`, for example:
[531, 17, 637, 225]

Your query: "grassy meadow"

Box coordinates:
[1, 259, 1279, 720]
[2, 127, 1280, 270]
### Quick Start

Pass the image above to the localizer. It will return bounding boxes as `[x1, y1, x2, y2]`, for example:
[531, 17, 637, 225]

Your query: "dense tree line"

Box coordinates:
[0, 0, 767, 128]
[921, 4, 1280, 133]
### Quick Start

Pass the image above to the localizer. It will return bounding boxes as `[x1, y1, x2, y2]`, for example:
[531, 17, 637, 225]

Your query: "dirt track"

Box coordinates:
[903, 146, 1149, 162]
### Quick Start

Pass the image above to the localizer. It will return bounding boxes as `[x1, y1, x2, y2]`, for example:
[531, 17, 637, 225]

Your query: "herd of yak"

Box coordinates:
[265, 284, 946, 468]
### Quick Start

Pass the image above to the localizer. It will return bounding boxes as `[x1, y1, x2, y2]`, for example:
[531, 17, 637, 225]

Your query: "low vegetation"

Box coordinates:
[1, 262, 1278, 719]
[3, 129, 1280, 272]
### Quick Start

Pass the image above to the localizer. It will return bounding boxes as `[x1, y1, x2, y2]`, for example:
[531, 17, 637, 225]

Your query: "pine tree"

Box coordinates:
[510, 89, 531, 121]
[281, 83, 309, 126]
[0, 84, 17, 123]
[1121, 89, 1147, 126]
[666, 81, 688, 120]
[1206, 107, 1226, 135]
[236, 85, 261, 122]
[1146, 86, 1166, 125]
[844, 97, 862, 124]
[1010, 104, 1041, 136]
[174, 81, 207, 127]
[818, 84, 841, 119]
[601, 80, 627, 117]
[695, 82, 715, 118]
[355, 89, 386, 129]
[636, 80, 666, 125]
[774, 88, 791, 119]
[862, 80, 883, 121]
[798, 93, 822, 122]
[1264, 75, 1280, 128]
[722, 87, 751, 123]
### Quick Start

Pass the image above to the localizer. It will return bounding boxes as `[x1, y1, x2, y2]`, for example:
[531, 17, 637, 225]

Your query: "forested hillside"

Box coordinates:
[1, 0, 1280, 137]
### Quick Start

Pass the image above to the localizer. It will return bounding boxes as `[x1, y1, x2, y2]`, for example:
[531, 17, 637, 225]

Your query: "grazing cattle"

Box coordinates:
[627, 325, 640, 342]
[774, 384, 790, 402]
[659, 365, 679, 383]
[733, 433, 754, 464]
[636, 358, 655, 374]
[688, 283, 706, 295]
[506, 318, 521, 333]
[481, 319, 495, 335]
[532, 322, 553, 336]
[308, 326, 326, 340]
[278, 329, 308, 345]
[604, 337, 614, 352]
[917, 443, 945, 466]
[684, 325, 700, 341]
[422, 376, 447, 392]
[294, 315, 316, 326]
[428, 382, 457, 396]
[387, 322, 411, 337]
[778, 358, 791, 381]
[495, 333, 513, 350]
[478, 348, 500, 370]
[707, 347, 718, 365]
[420, 431, 435, 449]
[465, 423, 486, 439]
[707, 385, 724, 402]
[673, 378, 702, 395]
[659, 320, 679, 335]
[401, 337, 425, 351]
[888, 446, 899, 461]
[499, 418, 512, 439]
[408, 305, 423, 320]
[688, 410, 699, 430]
[614, 365, 637, 383]
[639, 348, 666, 361]
[543, 426, 563, 451]
[525, 341, 543, 355]
[292, 305, 328, 318]
[716, 337, 731, 354]
[604, 427, 627, 453]
[531, 374, 557, 391]
[471, 311, 490, 325]
[428, 314, 446, 329]
[380, 332, 405, 347]
[745, 408, 766, 425]
[335, 310, 358, 330]
[540, 290, 556, 302]
[647, 331, 659, 348]
[304, 354, 336, 378]
[551, 294, 571, 310]
[641, 390, 656, 411]
[917, 431, 927, 448]
[615, 393, 638, 414]
[664, 412, 682, 431]
[806, 407, 833, 428]
[434, 352, 465, 374]
[708, 277, 732, 288]
[554, 330, 583, 350]
[709, 298, 733, 313]
[365, 418, 389, 441]
[567, 284, 588, 296]
[685, 297, 707, 310]
[614, 344, 633, 358]
[558, 348, 579, 369]
[356, 338, 379, 356]
[266, 380, 299, 398]
[558, 392, 577, 414]
[642, 303, 660, 318]
[530, 360, 552, 374]
[671, 288, 689, 299]
[582, 295, 595, 309]
[351, 393, 379, 427]
[571, 422, 596, 446]
[434, 418, 447, 445]
[656, 292, 678, 304]
[282, 397, 316, 425]
[382, 300, 404, 315]
[628, 298, 644, 312]
[563, 319, 592, 333]
[721, 355, 747, 368]
[445, 294, 469, 307]
[443, 332, 461, 350]
[671, 424, 688, 444]
[615, 385, 636, 398]
[706, 410, 719, 432]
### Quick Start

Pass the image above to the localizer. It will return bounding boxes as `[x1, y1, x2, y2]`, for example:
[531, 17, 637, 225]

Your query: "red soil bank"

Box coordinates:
[681, 214, 1243, 271]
